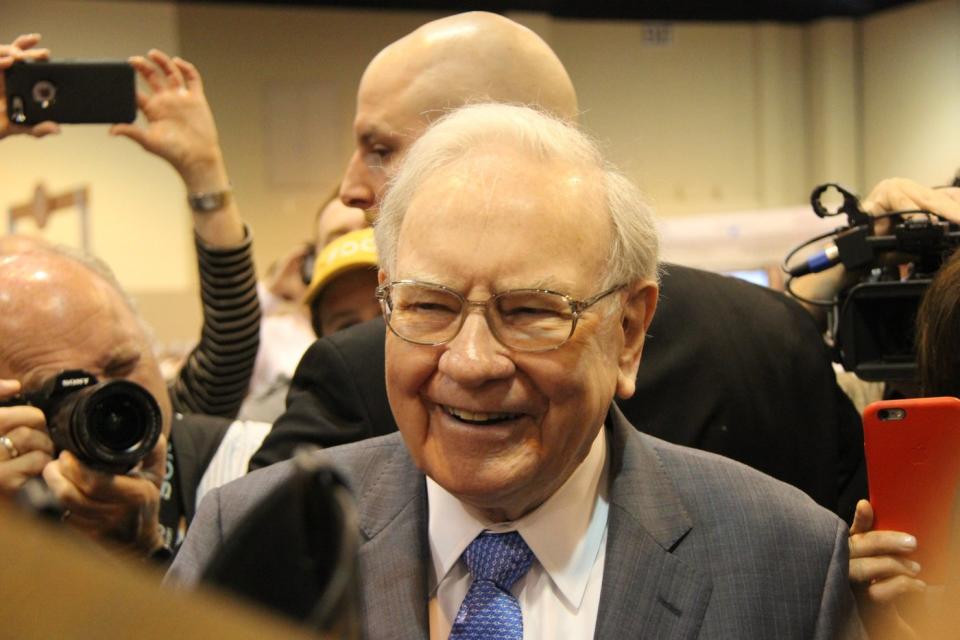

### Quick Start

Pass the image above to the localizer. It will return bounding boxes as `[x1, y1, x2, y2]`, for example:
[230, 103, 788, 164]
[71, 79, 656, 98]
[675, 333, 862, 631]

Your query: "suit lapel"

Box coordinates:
[594, 407, 712, 639]
[355, 437, 430, 640]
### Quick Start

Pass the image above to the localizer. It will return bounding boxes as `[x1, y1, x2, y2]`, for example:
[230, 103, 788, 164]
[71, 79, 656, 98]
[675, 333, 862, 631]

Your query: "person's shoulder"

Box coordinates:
[319, 431, 409, 486]
[658, 262, 823, 351]
[641, 430, 842, 533]
[661, 263, 805, 318]
[213, 453, 302, 504]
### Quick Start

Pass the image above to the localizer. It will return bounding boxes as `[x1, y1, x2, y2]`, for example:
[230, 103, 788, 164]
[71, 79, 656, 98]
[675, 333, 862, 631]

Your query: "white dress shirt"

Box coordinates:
[427, 427, 609, 640]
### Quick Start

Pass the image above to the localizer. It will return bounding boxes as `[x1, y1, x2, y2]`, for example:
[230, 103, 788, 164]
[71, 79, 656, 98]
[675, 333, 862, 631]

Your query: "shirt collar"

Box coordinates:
[427, 426, 609, 610]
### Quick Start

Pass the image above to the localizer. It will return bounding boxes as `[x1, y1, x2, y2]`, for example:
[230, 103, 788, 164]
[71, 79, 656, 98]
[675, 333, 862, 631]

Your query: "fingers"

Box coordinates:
[109, 122, 148, 148]
[850, 554, 922, 585]
[850, 499, 874, 535]
[0, 450, 52, 495]
[865, 574, 927, 605]
[28, 121, 60, 137]
[0, 403, 48, 438]
[3, 424, 55, 457]
[850, 529, 918, 559]
[0, 398, 52, 490]
[11, 33, 42, 50]
[0, 34, 50, 67]
[173, 56, 202, 92]
[0, 378, 22, 401]
[863, 177, 960, 223]
[147, 49, 185, 90]
[129, 55, 165, 94]
[43, 451, 162, 550]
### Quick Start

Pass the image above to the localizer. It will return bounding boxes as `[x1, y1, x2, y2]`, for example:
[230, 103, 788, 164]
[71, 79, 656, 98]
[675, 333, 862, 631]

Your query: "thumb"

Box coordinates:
[850, 499, 875, 535]
[110, 123, 148, 147]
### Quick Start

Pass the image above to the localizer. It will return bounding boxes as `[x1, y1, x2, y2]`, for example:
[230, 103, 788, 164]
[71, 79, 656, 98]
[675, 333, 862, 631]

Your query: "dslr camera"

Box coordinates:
[785, 183, 960, 382]
[0, 370, 162, 474]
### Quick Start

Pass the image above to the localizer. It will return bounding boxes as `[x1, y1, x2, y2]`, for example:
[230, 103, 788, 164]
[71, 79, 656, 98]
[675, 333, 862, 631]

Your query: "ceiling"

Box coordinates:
[181, 0, 918, 23]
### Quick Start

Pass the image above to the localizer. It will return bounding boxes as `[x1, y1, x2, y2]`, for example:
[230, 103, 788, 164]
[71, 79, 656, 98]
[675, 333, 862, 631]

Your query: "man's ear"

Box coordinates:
[615, 280, 658, 399]
[378, 268, 388, 286]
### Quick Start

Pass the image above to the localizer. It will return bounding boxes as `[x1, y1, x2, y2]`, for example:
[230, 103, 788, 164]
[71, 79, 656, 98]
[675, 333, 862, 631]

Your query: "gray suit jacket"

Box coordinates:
[170, 407, 864, 639]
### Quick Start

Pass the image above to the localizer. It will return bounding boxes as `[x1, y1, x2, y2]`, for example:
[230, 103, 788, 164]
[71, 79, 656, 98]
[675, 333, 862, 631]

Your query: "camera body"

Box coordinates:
[0, 370, 162, 474]
[793, 184, 960, 381]
[4, 60, 136, 125]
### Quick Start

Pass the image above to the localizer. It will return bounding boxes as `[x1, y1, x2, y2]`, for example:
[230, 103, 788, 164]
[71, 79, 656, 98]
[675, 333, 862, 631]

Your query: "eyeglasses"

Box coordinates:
[376, 280, 625, 352]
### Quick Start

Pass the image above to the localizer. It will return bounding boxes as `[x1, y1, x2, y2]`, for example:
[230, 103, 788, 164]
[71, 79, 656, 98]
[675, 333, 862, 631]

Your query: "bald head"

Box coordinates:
[368, 12, 577, 122]
[0, 244, 172, 437]
[340, 12, 578, 213]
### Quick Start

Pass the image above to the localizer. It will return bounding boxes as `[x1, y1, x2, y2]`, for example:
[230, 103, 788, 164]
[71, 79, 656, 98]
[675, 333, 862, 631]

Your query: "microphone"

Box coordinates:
[788, 244, 840, 278]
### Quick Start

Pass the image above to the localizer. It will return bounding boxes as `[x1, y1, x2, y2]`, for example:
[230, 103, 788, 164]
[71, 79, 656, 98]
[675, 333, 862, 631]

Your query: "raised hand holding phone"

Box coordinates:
[0, 33, 59, 138]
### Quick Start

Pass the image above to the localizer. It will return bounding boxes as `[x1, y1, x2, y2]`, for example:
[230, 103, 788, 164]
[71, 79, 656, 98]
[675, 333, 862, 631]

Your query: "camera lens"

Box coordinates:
[87, 394, 150, 452]
[49, 379, 162, 473]
[31, 81, 56, 108]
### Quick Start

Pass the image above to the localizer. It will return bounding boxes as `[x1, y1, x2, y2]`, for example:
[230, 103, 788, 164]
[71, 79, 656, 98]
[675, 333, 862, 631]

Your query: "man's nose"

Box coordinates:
[438, 311, 515, 387]
[340, 151, 378, 213]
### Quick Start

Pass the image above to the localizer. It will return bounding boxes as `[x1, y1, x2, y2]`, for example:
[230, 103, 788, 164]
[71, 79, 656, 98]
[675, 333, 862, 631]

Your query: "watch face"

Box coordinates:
[189, 191, 229, 213]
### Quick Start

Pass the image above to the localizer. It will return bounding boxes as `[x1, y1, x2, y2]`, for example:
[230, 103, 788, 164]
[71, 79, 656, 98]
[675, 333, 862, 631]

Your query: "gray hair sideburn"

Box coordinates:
[374, 102, 660, 289]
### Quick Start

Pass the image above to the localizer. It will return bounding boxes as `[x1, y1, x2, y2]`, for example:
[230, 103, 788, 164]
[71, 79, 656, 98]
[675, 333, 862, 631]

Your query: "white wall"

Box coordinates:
[1, 0, 189, 291]
[862, 0, 960, 187]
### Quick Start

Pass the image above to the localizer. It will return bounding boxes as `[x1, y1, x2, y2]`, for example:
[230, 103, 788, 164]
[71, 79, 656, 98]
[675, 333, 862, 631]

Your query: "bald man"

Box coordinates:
[251, 12, 865, 523]
[340, 13, 577, 215]
[0, 238, 172, 554]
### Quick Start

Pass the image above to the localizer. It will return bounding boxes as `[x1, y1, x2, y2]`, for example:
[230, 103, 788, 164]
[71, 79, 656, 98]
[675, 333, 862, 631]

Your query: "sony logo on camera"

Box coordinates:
[60, 375, 92, 388]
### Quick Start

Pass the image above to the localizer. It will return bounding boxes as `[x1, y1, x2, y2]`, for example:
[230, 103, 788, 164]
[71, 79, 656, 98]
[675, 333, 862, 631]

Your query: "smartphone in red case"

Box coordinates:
[863, 396, 960, 585]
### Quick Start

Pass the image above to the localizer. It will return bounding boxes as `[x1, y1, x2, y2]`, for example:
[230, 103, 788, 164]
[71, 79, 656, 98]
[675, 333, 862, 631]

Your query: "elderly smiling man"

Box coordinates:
[170, 104, 863, 639]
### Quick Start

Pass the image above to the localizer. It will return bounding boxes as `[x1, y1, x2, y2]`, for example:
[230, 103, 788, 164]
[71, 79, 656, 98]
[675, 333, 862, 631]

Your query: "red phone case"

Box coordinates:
[863, 397, 960, 585]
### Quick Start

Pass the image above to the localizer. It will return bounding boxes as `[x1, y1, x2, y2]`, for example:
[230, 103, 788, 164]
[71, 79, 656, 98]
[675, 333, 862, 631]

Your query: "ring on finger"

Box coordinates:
[0, 434, 19, 460]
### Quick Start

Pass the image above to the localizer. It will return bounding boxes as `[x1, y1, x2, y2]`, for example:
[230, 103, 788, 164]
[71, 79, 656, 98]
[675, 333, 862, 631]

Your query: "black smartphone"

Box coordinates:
[4, 60, 136, 125]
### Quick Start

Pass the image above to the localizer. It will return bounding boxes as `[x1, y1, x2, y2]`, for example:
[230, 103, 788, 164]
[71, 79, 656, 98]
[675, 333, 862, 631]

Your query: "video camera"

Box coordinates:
[0, 369, 162, 474]
[784, 183, 960, 382]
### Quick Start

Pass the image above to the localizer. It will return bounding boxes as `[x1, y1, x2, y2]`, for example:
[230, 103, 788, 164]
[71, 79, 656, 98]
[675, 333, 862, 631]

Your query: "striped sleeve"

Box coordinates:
[169, 227, 261, 418]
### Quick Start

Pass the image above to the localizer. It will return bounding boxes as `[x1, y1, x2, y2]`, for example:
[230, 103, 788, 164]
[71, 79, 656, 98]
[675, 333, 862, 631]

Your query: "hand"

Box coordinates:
[862, 177, 960, 232]
[0, 378, 54, 496]
[111, 49, 244, 247]
[0, 33, 60, 139]
[110, 49, 228, 194]
[43, 440, 166, 555]
[849, 499, 925, 639]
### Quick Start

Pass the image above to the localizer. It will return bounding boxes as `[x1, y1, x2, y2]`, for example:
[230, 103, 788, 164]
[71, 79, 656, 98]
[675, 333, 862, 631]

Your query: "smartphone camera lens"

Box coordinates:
[878, 408, 907, 421]
[31, 81, 57, 109]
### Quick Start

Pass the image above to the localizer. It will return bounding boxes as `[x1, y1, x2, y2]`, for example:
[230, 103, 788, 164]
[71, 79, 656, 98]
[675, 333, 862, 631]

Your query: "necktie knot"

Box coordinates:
[463, 531, 533, 592]
[449, 531, 534, 640]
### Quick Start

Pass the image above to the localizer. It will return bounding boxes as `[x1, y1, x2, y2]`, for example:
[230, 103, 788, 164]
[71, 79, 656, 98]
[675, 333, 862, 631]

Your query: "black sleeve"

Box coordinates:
[620, 264, 866, 523]
[248, 318, 396, 470]
[170, 228, 260, 419]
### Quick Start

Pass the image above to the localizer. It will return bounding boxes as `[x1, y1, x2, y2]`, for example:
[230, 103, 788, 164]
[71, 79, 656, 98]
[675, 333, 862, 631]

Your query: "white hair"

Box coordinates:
[374, 102, 660, 288]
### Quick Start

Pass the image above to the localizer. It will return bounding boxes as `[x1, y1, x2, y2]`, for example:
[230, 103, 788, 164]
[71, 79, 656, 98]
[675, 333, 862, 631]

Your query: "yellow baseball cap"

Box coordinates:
[303, 227, 379, 306]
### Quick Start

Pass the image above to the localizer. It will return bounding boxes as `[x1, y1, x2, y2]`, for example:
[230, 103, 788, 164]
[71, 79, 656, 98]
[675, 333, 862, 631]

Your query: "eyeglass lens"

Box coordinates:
[384, 283, 575, 350]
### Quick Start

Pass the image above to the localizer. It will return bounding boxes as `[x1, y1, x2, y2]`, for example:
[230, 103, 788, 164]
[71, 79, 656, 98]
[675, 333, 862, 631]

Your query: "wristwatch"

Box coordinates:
[187, 188, 231, 213]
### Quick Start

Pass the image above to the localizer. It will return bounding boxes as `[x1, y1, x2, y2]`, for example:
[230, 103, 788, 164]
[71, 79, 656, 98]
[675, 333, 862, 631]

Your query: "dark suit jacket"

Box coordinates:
[175, 406, 864, 638]
[251, 263, 866, 522]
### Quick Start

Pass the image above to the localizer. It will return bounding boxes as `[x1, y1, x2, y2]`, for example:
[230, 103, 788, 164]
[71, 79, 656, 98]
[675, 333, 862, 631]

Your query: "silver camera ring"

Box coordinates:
[31, 80, 56, 107]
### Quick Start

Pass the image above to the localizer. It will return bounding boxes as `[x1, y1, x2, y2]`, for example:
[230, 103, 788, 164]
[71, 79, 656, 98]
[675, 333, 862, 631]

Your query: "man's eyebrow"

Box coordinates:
[102, 349, 141, 376]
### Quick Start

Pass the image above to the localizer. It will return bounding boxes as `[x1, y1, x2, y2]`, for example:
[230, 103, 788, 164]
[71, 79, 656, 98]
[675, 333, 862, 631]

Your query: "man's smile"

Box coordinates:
[441, 404, 525, 426]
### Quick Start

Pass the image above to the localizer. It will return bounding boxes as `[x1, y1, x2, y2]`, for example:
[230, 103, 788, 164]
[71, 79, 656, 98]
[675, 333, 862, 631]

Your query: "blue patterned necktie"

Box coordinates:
[449, 531, 534, 640]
